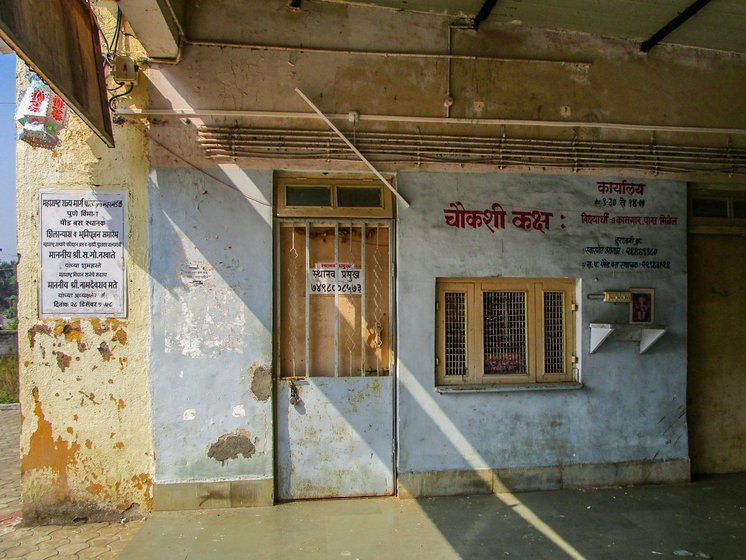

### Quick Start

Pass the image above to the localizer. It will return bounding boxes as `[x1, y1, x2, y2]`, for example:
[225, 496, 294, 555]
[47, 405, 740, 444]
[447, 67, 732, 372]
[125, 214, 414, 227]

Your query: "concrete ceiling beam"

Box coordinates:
[117, 0, 181, 59]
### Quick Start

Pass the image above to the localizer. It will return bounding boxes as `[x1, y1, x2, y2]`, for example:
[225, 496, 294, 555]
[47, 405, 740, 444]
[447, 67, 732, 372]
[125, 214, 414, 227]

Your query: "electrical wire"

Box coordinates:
[112, 9, 122, 58]
[98, 7, 123, 67]
[108, 83, 134, 111]
[103, 8, 134, 109]
[98, 22, 112, 55]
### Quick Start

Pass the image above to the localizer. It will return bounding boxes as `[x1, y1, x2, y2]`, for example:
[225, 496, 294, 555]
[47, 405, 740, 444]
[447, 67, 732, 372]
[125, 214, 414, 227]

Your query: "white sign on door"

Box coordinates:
[310, 262, 363, 295]
[39, 191, 126, 317]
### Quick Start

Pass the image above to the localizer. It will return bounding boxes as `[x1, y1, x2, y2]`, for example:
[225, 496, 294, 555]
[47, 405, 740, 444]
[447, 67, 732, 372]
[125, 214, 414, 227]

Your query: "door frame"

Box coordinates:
[272, 215, 398, 500]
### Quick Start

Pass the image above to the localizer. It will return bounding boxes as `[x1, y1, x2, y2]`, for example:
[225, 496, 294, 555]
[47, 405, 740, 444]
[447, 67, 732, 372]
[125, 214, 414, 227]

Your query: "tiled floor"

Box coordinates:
[0, 405, 143, 560]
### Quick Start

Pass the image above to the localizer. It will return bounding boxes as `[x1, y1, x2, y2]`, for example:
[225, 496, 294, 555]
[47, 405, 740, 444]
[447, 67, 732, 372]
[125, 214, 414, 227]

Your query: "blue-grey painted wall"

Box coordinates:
[148, 167, 274, 483]
[146, 166, 687, 484]
[395, 172, 688, 474]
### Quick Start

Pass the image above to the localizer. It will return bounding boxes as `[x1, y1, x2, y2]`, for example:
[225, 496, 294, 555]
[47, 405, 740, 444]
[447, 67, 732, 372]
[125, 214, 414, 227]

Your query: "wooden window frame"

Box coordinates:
[276, 172, 394, 219]
[688, 186, 746, 235]
[435, 278, 576, 387]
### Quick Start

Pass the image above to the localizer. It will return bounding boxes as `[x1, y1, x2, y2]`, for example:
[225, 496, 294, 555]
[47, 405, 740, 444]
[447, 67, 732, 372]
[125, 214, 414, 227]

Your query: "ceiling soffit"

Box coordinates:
[317, 0, 746, 54]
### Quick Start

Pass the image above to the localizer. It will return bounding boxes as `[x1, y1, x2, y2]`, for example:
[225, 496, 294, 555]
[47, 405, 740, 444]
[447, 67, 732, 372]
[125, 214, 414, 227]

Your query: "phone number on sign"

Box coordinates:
[310, 283, 362, 294]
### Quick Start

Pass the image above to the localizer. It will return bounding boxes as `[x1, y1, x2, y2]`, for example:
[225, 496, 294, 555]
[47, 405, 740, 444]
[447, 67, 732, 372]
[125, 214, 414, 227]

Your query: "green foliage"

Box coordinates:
[0, 260, 17, 330]
[0, 354, 18, 404]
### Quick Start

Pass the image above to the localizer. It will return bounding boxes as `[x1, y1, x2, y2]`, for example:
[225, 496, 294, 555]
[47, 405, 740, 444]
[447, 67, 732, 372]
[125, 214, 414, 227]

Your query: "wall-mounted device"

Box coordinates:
[603, 291, 632, 303]
[112, 55, 138, 84]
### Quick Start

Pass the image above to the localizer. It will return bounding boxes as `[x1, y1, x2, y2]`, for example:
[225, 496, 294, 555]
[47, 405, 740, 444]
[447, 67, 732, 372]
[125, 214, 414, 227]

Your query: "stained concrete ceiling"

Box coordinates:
[322, 0, 746, 54]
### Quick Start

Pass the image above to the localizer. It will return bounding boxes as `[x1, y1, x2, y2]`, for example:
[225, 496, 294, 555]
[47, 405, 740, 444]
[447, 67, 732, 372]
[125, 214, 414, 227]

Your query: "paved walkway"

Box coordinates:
[118, 474, 746, 560]
[2, 403, 746, 559]
[0, 405, 143, 559]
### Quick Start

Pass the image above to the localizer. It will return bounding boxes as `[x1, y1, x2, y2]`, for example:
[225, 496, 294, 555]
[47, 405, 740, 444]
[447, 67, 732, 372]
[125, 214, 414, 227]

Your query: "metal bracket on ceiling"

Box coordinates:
[473, 0, 499, 31]
[640, 0, 712, 53]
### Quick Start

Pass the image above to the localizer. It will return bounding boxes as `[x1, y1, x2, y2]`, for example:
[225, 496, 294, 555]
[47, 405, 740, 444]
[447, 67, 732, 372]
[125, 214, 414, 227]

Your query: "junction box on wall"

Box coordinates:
[112, 55, 139, 84]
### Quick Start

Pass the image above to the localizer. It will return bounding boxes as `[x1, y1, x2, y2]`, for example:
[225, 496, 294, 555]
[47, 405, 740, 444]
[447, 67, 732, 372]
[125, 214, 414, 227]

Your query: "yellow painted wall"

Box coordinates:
[16, 3, 153, 523]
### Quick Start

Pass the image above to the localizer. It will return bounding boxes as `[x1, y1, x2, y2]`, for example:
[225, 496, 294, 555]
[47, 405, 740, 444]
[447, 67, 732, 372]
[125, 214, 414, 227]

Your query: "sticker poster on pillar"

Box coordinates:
[39, 191, 127, 317]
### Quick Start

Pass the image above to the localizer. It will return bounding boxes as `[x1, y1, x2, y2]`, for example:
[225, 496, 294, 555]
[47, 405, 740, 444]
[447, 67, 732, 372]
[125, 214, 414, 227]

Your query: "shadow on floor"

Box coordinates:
[119, 473, 746, 560]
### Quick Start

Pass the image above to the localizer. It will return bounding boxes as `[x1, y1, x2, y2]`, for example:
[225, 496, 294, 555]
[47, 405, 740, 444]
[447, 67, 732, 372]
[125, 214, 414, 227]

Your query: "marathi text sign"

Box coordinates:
[40, 191, 126, 316]
[310, 262, 362, 295]
[579, 181, 680, 272]
[443, 201, 560, 232]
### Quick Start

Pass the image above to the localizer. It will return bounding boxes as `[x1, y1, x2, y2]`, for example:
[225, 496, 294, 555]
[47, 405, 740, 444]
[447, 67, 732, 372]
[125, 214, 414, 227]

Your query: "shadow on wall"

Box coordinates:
[148, 163, 272, 330]
[146, 157, 276, 483]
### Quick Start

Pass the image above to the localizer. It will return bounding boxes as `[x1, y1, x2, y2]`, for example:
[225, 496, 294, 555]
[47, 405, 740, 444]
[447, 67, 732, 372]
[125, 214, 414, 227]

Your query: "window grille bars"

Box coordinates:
[543, 291, 565, 374]
[278, 219, 391, 378]
[483, 291, 527, 374]
[444, 292, 467, 376]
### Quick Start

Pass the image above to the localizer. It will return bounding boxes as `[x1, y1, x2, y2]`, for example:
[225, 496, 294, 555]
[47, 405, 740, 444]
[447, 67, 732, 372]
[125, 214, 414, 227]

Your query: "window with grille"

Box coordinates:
[435, 278, 576, 386]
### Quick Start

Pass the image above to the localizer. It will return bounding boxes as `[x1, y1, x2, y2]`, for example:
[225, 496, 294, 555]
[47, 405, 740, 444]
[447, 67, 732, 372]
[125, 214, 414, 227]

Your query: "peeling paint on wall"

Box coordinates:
[98, 341, 113, 361]
[232, 405, 246, 418]
[207, 429, 257, 465]
[28, 325, 52, 348]
[22, 387, 81, 500]
[149, 167, 274, 483]
[17, 5, 154, 522]
[113, 329, 128, 345]
[162, 290, 248, 358]
[250, 363, 272, 402]
[54, 352, 72, 372]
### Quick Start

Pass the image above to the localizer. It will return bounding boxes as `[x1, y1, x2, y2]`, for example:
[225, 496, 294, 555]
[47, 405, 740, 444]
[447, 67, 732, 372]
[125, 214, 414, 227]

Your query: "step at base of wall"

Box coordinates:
[153, 478, 274, 511]
[398, 458, 691, 498]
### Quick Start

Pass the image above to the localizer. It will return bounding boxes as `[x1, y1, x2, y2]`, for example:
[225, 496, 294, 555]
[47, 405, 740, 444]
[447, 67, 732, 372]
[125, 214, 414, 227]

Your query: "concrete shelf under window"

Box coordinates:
[436, 382, 584, 394]
[589, 323, 667, 354]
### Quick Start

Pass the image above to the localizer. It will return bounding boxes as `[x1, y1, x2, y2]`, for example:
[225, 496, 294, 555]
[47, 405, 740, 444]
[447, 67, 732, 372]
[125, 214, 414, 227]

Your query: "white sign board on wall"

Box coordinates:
[39, 191, 126, 317]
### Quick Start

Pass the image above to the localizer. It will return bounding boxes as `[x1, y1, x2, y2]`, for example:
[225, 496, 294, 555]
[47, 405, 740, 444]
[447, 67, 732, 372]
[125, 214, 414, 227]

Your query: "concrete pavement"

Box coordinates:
[118, 474, 746, 559]
[2, 403, 746, 559]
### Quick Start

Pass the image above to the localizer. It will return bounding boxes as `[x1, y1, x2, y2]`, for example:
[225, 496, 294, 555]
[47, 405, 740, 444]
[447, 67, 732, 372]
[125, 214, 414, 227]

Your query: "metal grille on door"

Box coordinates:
[278, 221, 392, 378]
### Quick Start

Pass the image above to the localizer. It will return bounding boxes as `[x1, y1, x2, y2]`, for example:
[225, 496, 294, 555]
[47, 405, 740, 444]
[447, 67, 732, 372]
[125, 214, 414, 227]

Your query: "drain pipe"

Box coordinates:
[444, 26, 453, 118]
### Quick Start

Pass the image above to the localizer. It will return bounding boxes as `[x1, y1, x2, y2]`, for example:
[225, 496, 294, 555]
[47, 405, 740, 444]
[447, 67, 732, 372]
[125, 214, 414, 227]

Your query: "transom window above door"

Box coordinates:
[276, 173, 394, 219]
